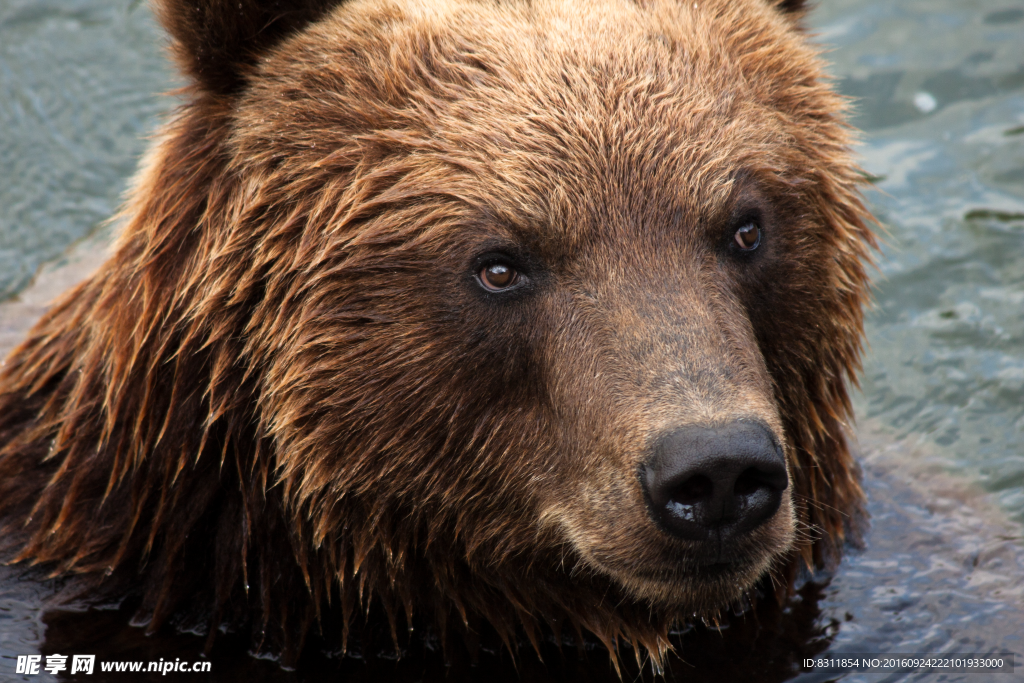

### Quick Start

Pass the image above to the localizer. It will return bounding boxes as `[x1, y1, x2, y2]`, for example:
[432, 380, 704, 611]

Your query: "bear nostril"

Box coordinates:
[672, 474, 713, 505]
[643, 422, 788, 542]
[734, 469, 760, 497]
[734, 466, 786, 497]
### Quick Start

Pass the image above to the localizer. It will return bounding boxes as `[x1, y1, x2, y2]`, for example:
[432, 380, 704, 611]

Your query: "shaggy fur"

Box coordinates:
[0, 0, 874, 670]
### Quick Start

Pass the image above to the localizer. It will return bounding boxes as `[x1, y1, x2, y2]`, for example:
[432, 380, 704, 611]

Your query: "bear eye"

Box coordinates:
[734, 221, 761, 251]
[478, 262, 520, 291]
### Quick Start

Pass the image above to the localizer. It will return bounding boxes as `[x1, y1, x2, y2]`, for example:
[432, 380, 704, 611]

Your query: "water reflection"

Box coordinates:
[34, 582, 833, 683]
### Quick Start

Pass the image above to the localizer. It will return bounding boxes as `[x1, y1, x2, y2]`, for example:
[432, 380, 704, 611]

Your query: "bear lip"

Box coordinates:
[587, 552, 771, 610]
[588, 536, 764, 581]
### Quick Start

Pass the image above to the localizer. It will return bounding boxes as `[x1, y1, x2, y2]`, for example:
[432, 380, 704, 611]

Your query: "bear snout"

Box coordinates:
[642, 421, 788, 545]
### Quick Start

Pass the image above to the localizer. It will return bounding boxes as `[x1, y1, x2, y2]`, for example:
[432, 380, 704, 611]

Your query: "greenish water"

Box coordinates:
[0, 1, 1022, 681]
[815, 0, 1024, 525]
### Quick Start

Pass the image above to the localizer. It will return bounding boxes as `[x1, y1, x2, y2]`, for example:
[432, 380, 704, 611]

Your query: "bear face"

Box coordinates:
[0, 0, 874, 667]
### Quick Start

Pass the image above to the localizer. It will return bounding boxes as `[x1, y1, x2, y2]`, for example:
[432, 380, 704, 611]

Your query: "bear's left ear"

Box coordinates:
[769, 0, 809, 16]
[153, 0, 347, 95]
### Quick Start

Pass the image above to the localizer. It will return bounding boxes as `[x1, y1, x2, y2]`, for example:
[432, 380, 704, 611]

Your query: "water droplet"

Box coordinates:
[913, 91, 937, 113]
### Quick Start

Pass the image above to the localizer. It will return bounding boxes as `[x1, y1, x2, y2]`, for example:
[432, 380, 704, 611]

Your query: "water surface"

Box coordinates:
[819, 0, 1024, 527]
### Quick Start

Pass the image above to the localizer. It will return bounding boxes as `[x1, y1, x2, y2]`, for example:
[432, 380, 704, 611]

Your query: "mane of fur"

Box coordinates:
[0, 0, 875, 669]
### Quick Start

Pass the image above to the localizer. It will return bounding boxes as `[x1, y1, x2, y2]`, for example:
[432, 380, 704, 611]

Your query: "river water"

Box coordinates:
[0, 0, 1021, 681]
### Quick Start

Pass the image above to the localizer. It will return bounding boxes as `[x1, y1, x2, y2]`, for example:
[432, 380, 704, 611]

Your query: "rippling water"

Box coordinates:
[0, 0, 169, 301]
[1, 1, 1022, 681]
[819, 0, 1024, 526]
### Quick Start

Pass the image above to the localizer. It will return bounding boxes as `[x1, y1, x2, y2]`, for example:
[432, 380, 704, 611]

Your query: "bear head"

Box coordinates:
[0, 0, 874, 667]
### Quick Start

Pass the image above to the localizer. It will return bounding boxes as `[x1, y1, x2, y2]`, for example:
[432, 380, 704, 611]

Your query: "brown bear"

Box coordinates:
[0, 0, 875, 670]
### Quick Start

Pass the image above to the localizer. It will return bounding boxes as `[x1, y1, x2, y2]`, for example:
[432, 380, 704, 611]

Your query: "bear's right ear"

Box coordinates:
[154, 0, 346, 94]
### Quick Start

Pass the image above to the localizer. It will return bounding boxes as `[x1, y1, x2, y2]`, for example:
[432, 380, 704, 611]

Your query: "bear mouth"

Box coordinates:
[587, 525, 780, 577]
[586, 541, 767, 586]
[591, 555, 769, 611]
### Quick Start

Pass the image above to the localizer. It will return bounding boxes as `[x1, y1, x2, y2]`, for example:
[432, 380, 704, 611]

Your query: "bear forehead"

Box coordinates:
[231, 0, 829, 248]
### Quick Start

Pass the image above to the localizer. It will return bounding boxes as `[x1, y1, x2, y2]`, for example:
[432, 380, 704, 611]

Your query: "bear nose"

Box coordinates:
[642, 422, 788, 542]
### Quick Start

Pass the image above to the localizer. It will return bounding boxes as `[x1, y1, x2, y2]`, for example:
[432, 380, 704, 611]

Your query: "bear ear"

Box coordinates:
[770, 0, 810, 15]
[153, 0, 345, 94]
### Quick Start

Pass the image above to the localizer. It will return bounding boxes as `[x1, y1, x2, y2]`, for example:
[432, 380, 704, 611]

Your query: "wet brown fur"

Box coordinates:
[0, 0, 874, 669]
